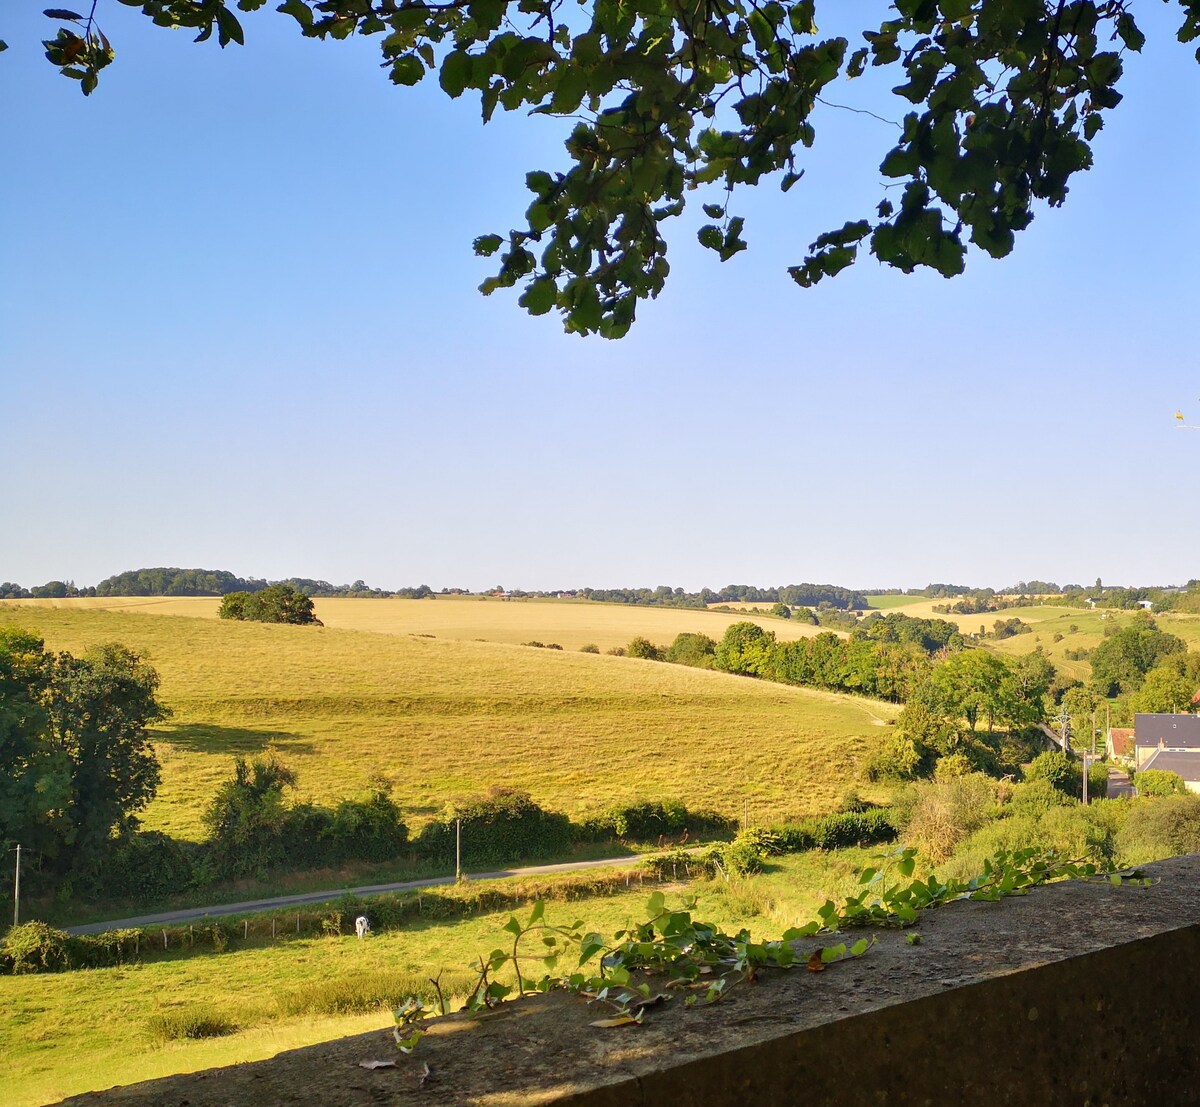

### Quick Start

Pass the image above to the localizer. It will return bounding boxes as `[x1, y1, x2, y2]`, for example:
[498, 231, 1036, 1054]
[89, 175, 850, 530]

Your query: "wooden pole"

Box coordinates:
[12, 844, 19, 928]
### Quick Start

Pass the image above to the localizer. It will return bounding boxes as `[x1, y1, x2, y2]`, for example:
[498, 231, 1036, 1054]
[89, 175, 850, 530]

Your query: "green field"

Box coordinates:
[0, 603, 898, 840]
[0, 850, 880, 1107]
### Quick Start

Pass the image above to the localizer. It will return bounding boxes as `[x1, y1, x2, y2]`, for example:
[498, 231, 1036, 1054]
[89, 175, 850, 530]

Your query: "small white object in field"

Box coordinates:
[355, 915, 370, 939]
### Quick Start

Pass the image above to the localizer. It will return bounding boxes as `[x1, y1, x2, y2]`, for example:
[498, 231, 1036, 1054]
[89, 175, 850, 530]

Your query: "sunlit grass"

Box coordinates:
[0, 850, 883, 1107]
[0, 605, 898, 840]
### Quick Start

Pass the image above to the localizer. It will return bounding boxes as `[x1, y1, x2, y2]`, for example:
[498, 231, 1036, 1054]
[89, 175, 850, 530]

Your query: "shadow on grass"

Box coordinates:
[154, 722, 315, 757]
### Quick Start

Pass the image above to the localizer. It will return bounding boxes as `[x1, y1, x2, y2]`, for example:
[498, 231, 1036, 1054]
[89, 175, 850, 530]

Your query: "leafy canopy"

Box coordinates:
[19, 1, 1200, 335]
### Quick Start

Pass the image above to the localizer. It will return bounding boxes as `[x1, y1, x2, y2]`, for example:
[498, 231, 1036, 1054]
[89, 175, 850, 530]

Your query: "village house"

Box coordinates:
[1133, 712, 1200, 792]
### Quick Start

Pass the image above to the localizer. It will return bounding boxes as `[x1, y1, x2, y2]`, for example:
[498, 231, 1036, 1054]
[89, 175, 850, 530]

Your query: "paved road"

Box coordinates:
[66, 854, 663, 935]
[1107, 765, 1136, 799]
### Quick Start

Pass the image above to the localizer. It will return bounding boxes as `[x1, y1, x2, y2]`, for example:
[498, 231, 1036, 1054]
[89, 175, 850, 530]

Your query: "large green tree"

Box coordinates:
[0, 630, 167, 881]
[19, 1, 1200, 335]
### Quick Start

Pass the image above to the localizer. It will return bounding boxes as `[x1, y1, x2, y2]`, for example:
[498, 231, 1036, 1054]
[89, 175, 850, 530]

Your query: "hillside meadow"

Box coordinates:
[8, 594, 834, 652]
[0, 849, 881, 1107]
[0, 604, 898, 841]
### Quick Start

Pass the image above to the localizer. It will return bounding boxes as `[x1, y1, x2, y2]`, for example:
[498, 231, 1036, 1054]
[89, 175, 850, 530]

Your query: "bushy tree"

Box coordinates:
[1088, 617, 1186, 697]
[625, 636, 663, 661]
[202, 756, 298, 877]
[0, 629, 168, 886]
[219, 583, 323, 625]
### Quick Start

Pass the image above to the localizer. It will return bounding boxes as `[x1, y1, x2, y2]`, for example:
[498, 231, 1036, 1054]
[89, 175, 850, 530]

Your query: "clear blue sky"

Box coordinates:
[3, 3, 1198, 593]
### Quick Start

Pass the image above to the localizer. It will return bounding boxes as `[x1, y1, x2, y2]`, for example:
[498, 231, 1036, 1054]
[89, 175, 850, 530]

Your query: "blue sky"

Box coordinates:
[3, 2, 1198, 593]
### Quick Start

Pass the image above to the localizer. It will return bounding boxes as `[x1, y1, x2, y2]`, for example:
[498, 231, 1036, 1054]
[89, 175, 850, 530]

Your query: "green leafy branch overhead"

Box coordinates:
[18, 0, 1200, 335]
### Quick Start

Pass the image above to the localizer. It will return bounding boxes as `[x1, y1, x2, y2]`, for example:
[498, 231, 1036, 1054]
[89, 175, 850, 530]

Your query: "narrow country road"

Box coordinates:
[1107, 765, 1136, 799]
[66, 853, 672, 935]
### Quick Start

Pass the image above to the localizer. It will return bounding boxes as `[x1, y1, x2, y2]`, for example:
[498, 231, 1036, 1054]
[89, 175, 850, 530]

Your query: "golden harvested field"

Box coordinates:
[9, 595, 834, 652]
[0, 605, 898, 840]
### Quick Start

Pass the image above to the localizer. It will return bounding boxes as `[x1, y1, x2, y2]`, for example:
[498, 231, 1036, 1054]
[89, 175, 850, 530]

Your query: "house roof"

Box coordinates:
[1139, 749, 1200, 781]
[1109, 728, 1135, 757]
[1134, 713, 1200, 749]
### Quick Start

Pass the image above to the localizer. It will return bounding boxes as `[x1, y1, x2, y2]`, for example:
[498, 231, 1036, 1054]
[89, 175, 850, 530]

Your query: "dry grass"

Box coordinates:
[7, 595, 834, 651]
[0, 604, 898, 840]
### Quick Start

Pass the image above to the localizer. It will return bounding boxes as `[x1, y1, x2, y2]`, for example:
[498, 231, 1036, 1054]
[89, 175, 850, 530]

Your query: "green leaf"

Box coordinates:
[820, 943, 846, 963]
[440, 50, 472, 98]
[503, 916, 522, 937]
[43, 8, 85, 20]
[528, 900, 545, 926]
[1116, 13, 1145, 52]
[390, 54, 425, 86]
[277, 0, 313, 30]
[850, 938, 869, 957]
[519, 277, 557, 315]
[215, 8, 245, 47]
[645, 891, 665, 917]
[697, 224, 723, 251]
[473, 234, 503, 257]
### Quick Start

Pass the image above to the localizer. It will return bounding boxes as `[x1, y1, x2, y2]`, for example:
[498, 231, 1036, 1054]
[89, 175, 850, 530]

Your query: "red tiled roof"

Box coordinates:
[1109, 728, 1134, 757]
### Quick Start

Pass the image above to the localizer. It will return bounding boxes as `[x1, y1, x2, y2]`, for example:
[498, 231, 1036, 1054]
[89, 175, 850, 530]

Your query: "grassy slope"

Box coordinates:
[0, 605, 898, 840]
[9, 595, 834, 652]
[860, 598, 1200, 684]
[0, 850, 880, 1107]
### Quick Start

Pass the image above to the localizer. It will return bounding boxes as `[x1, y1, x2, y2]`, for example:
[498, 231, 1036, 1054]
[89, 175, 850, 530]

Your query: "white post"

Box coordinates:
[13, 844, 20, 928]
[455, 818, 462, 881]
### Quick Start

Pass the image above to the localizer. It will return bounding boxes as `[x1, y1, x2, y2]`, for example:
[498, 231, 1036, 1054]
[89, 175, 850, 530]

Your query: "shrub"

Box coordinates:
[719, 830, 774, 875]
[0, 921, 73, 974]
[579, 643, 600, 654]
[1133, 769, 1188, 797]
[276, 970, 478, 1017]
[606, 646, 626, 657]
[934, 753, 975, 779]
[147, 1004, 238, 1043]
[325, 784, 409, 863]
[773, 809, 898, 853]
[417, 788, 572, 865]
[576, 800, 736, 842]
[866, 734, 930, 781]
[898, 775, 1000, 864]
[1088, 762, 1109, 800]
[1009, 778, 1073, 816]
[1117, 794, 1200, 864]
[1025, 750, 1082, 798]
[105, 831, 199, 902]
[663, 632, 717, 668]
[626, 636, 663, 661]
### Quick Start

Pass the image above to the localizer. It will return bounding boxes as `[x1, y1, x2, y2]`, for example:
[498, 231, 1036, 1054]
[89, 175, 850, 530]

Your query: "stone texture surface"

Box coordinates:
[60, 855, 1200, 1106]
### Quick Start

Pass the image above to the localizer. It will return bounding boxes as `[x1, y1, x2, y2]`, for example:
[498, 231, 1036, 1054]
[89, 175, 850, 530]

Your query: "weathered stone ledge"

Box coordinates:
[62, 854, 1200, 1106]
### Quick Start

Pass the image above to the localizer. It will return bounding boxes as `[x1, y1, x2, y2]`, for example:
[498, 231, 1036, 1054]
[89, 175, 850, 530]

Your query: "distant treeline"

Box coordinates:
[567, 583, 869, 610]
[10, 568, 1200, 614]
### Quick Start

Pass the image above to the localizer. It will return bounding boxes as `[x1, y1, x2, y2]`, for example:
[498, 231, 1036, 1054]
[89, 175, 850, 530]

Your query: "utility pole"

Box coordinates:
[12, 844, 20, 928]
[455, 819, 461, 882]
[1056, 707, 1072, 751]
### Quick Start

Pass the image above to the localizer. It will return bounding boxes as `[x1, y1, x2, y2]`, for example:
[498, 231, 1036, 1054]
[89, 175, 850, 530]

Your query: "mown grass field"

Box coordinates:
[9, 595, 833, 652]
[0, 850, 882, 1107]
[0, 604, 898, 841]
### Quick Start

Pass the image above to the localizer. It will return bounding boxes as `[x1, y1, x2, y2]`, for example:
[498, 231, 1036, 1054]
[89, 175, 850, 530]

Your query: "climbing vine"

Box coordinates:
[394, 845, 1152, 1050]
